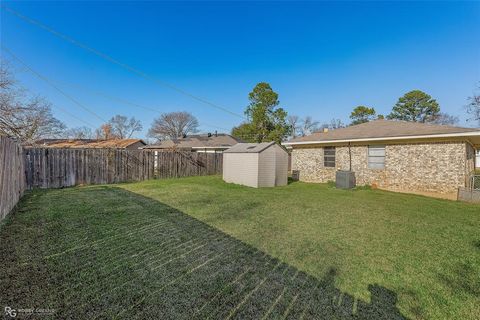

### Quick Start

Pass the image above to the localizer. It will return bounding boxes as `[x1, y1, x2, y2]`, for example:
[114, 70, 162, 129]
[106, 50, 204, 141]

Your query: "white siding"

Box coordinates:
[257, 147, 276, 187]
[223, 153, 259, 187]
[274, 145, 288, 186]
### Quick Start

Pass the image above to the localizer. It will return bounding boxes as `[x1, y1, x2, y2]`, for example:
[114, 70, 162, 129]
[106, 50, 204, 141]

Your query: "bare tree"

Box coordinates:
[300, 116, 319, 136]
[430, 112, 459, 126]
[287, 115, 300, 139]
[0, 65, 66, 142]
[316, 119, 345, 132]
[287, 115, 321, 138]
[319, 118, 345, 131]
[148, 111, 199, 141]
[467, 85, 480, 126]
[65, 126, 93, 139]
[0, 63, 14, 89]
[95, 123, 116, 140]
[107, 115, 143, 139]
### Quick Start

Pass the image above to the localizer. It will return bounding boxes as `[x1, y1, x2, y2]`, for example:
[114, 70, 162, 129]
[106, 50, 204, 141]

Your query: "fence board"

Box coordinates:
[0, 136, 26, 221]
[23, 149, 222, 189]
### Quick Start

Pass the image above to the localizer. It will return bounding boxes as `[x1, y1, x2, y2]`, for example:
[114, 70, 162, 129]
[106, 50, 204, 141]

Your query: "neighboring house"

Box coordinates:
[34, 138, 147, 150]
[223, 142, 288, 188]
[477, 150, 480, 168]
[283, 120, 480, 195]
[143, 133, 243, 153]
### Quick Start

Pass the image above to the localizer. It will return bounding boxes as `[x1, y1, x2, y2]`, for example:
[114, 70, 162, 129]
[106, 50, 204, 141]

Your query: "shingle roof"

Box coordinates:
[143, 134, 243, 150]
[223, 142, 276, 153]
[34, 139, 146, 149]
[285, 120, 480, 144]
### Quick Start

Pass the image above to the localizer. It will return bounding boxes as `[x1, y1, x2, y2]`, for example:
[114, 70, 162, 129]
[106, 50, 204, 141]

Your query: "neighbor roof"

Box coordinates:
[143, 134, 243, 150]
[223, 142, 276, 153]
[34, 138, 146, 149]
[284, 120, 480, 146]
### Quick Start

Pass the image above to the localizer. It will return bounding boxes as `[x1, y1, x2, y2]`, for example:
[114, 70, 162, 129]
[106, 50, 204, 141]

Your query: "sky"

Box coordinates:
[1, 1, 479, 139]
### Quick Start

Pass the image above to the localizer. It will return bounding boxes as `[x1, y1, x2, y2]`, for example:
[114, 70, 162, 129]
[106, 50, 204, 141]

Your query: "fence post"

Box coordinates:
[0, 136, 26, 221]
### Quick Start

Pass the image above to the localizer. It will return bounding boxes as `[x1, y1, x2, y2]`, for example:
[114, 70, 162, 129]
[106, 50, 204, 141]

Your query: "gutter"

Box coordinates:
[282, 131, 480, 146]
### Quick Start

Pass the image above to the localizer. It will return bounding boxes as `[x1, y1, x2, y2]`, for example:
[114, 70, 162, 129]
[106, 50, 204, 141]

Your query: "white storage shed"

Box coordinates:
[223, 142, 288, 188]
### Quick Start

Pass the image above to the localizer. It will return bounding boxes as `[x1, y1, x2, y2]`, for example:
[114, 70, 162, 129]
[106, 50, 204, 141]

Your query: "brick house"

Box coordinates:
[283, 120, 480, 196]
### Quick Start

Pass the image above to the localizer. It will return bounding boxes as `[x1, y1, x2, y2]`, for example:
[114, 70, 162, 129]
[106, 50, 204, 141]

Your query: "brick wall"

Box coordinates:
[466, 144, 475, 176]
[291, 141, 469, 194]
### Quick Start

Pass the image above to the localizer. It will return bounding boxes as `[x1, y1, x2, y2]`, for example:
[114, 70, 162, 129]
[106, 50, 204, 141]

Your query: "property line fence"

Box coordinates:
[0, 136, 26, 220]
[24, 148, 223, 189]
[458, 173, 480, 203]
[469, 175, 480, 190]
[1, 141, 223, 220]
[154, 150, 222, 179]
[24, 148, 155, 189]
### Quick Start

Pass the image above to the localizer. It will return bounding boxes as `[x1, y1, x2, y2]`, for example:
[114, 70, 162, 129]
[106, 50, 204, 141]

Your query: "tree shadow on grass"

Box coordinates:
[1, 186, 408, 319]
[473, 240, 480, 251]
[437, 241, 480, 300]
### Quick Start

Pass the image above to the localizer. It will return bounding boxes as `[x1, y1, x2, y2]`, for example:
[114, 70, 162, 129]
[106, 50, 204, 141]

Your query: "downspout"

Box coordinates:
[348, 142, 352, 171]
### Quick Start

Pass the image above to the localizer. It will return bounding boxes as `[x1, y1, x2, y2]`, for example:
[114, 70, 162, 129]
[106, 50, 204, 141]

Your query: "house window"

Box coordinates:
[324, 147, 335, 167]
[368, 145, 385, 169]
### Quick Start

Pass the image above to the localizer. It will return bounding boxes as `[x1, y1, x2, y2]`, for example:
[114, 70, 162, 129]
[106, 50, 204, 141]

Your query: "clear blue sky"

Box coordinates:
[2, 1, 479, 138]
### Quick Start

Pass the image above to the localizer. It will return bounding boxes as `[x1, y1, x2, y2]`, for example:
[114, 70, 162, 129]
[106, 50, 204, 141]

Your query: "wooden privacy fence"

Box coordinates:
[0, 136, 26, 221]
[154, 150, 222, 178]
[24, 148, 223, 189]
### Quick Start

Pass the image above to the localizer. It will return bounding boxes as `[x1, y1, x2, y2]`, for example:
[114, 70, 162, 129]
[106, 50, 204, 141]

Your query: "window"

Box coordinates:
[324, 147, 335, 167]
[368, 145, 385, 169]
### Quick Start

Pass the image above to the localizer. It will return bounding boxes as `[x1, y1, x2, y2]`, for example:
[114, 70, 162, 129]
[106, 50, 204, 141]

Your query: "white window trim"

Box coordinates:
[368, 145, 385, 169]
[324, 146, 336, 168]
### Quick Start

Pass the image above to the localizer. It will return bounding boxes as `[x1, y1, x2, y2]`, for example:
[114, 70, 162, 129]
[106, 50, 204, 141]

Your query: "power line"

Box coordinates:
[3, 5, 247, 120]
[3, 45, 233, 133]
[2, 47, 107, 127]
[2, 48, 99, 129]
[46, 78, 232, 132]
[49, 79, 168, 114]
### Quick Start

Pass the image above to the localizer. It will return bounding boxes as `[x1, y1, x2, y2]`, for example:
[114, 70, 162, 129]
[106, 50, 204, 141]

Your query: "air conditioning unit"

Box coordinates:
[291, 170, 300, 181]
[336, 170, 356, 189]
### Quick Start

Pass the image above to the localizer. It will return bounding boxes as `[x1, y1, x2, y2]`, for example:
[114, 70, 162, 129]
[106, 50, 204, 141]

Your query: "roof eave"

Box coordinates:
[282, 131, 480, 146]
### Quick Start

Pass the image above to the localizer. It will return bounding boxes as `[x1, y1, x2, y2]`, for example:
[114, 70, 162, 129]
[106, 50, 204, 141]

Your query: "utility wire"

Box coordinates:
[45, 78, 231, 132]
[49, 79, 168, 114]
[6, 56, 231, 133]
[2, 47, 107, 126]
[3, 5, 246, 120]
[2, 48, 98, 129]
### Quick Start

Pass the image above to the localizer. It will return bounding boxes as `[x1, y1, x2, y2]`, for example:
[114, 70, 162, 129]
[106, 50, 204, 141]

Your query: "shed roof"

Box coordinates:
[284, 120, 480, 146]
[223, 142, 276, 153]
[143, 133, 243, 150]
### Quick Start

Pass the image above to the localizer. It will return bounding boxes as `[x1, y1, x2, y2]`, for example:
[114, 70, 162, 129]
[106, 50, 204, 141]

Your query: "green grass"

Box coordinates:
[1, 176, 479, 319]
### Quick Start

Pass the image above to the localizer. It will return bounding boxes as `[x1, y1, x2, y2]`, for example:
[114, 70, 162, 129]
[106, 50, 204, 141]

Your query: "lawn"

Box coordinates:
[1, 176, 479, 319]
